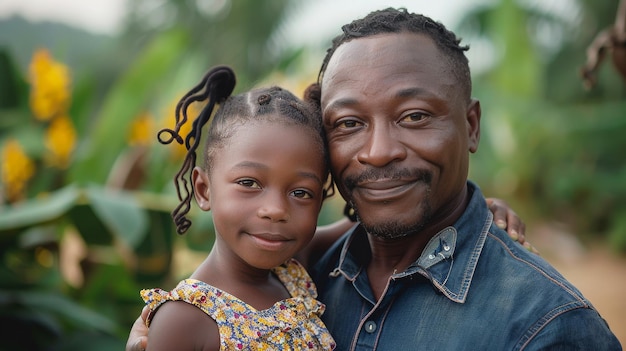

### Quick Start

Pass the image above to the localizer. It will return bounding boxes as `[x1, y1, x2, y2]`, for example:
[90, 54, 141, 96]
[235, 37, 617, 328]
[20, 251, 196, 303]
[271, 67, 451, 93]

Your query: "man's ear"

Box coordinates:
[192, 167, 211, 211]
[467, 99, 481, 153]
[302, 82, 321, 108]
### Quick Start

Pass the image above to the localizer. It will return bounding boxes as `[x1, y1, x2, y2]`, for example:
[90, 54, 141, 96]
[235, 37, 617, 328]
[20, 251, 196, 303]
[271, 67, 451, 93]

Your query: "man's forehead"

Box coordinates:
[322, 32, 439, 81]
[320, 33, 446, 100]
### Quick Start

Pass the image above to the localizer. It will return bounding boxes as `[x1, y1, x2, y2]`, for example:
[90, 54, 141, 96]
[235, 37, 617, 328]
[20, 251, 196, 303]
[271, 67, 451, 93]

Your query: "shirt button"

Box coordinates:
[364, 321, 377, 333]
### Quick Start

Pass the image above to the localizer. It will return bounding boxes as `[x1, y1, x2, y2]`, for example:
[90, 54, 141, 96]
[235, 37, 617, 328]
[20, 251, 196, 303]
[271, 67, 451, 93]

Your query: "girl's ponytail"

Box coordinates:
[157, 66, 236, 234]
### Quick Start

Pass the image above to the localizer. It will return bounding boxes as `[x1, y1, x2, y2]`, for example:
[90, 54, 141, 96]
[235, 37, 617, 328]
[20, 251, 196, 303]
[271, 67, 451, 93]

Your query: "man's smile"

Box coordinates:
[354, 180, 425, 202]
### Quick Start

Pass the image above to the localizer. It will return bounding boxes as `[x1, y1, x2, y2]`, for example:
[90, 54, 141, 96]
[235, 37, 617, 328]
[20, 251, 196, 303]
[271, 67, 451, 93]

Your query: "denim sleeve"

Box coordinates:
[520, 307, 622, 350]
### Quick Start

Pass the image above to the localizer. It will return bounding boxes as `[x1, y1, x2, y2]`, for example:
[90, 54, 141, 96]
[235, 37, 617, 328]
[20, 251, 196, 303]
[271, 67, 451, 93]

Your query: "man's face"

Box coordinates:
[320, 32, 480, 239]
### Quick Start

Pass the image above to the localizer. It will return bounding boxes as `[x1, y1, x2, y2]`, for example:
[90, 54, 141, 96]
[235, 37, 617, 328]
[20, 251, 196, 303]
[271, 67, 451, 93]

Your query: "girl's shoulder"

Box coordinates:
[142, 279, 238, 324]
[142, 288, 220, 351]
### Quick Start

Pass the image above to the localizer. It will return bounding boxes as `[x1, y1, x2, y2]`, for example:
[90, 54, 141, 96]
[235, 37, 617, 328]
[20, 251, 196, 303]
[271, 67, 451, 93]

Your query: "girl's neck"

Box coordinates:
[190, 247, 291, 310]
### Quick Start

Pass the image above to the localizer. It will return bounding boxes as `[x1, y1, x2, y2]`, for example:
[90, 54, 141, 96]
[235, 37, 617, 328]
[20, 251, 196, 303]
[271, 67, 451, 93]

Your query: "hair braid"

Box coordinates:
[157, 66, 236, 234]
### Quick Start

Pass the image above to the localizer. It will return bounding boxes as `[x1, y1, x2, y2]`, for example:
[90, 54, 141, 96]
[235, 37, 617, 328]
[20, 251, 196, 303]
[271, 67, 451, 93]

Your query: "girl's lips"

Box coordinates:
[248, 233, 292, 251]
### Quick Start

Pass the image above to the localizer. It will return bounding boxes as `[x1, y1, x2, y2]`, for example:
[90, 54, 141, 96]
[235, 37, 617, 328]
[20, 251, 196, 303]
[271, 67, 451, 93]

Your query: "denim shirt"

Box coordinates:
[311, 182, 621, 350]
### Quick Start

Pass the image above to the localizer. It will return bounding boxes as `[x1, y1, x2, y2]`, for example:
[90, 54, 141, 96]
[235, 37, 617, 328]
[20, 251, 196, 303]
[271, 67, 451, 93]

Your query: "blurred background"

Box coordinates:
[0, 0, 624, 349]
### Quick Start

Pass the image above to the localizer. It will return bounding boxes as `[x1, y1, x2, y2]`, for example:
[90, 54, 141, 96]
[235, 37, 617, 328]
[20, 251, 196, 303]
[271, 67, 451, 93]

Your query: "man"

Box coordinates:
[127, 8, 621, 350]
[303, 8, 620, 350]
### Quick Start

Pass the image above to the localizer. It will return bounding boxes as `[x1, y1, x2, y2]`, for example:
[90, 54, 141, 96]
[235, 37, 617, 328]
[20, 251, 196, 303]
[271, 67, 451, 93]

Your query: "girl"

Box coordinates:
[140, 65, 338, 350]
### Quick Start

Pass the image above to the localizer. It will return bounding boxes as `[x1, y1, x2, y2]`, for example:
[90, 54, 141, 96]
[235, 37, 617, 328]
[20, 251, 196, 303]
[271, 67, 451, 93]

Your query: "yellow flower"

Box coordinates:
[44, 114, 76, 169]
[128, 111, 155, 146]
[1, 139, 35, 202]
[29, 49, 71, 121]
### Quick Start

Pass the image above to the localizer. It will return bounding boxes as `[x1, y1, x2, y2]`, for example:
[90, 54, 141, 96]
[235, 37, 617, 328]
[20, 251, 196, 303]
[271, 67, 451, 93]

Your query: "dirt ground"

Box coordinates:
[529, 222, 626, 346]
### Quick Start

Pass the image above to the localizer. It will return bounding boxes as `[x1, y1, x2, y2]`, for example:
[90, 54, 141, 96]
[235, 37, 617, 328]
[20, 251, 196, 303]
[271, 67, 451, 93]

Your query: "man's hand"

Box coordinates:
[125, 306, 149, 351]
[486, 197, 538, 254]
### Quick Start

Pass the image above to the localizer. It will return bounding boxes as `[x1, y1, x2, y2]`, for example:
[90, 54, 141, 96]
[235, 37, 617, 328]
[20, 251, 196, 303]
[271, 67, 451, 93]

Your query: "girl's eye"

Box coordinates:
[237, 179, 261, 189]
[290, 189, 313, 199]
[401, 112, 429, 123]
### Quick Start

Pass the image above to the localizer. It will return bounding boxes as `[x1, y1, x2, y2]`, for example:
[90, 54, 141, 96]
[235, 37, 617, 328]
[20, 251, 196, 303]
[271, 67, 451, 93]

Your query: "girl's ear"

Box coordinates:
[192, 167, 211, 211]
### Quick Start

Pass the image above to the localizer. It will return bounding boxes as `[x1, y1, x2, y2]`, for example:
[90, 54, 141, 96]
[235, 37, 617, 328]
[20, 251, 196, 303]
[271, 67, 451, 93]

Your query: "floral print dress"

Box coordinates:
[141, 258, 336, 350]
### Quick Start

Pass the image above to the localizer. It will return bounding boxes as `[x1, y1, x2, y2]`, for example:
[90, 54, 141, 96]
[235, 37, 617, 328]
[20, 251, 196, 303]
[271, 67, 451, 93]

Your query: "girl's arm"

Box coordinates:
[145, 301, 220, 351]
[295, 217, 355, 270]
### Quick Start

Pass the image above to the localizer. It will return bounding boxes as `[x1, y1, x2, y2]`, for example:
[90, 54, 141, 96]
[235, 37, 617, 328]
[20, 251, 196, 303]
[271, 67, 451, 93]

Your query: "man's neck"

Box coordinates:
[365, 183, 471, 300]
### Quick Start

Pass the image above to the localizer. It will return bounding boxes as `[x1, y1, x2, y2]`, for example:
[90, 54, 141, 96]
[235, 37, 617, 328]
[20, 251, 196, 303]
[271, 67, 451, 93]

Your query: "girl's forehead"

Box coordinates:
[232, 117, 320, 140]
[223, 120, 322, 154]
[211, 121, 326, 179]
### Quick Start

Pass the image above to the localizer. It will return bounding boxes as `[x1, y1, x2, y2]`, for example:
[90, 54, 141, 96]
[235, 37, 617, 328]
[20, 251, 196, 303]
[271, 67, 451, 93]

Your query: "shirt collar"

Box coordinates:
[333, 181, 492, 303]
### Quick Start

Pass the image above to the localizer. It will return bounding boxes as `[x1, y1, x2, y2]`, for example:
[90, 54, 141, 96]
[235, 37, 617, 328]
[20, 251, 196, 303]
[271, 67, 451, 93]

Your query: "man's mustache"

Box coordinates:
[344, 167, 432, 191]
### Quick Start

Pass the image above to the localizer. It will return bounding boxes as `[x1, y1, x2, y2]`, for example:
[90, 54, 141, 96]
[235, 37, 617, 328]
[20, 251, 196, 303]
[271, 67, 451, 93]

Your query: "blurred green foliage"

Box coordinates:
[463, 0, 626, 251]
[0, 0, 624, 349]
[0, 1, 319, 349]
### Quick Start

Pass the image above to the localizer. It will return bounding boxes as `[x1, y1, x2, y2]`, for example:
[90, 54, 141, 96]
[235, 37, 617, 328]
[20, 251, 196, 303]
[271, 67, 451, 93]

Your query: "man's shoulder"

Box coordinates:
[468, 230, 622, 347]
[478, 229, 592, 310]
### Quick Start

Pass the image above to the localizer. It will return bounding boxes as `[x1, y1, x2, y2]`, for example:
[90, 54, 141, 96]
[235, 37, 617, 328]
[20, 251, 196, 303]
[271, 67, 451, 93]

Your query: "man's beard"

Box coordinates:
[344, 167, 433, 240]
[350, 198, 432, 240]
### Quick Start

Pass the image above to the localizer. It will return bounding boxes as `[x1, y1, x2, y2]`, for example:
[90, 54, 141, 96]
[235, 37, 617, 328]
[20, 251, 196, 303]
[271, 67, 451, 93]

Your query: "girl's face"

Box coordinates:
[193, 120, 326, 270]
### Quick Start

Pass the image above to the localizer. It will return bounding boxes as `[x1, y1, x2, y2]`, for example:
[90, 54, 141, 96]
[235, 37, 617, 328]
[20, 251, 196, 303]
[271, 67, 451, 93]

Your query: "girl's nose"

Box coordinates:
[256, 192, 290, 223]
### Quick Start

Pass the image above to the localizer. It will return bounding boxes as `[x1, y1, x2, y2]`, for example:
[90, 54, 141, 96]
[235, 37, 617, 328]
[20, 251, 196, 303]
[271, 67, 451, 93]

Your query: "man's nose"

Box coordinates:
[357, 123, 407, 167]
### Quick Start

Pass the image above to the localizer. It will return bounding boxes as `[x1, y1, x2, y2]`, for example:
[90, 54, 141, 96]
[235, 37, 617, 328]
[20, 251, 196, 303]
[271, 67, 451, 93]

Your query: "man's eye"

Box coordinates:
[237, 179, 260, 188]
[337, 119, 361, 128]
[402, 112, 429, 122]
[291, 189, 313, 199]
